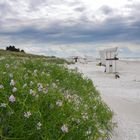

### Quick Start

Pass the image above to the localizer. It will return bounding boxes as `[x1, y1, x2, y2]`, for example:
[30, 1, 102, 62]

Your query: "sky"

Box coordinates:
[0, 0, 140, 57]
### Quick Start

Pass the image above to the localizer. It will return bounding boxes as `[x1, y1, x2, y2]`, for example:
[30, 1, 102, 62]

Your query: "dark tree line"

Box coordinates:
[6, 46, 25, 53]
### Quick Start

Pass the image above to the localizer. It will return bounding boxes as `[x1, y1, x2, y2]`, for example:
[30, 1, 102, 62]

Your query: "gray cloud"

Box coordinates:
[74, 5, 86, 12]
[1, 13, 140, 44]
[0, 0, 140, 57]
[99, 5, 113, 15]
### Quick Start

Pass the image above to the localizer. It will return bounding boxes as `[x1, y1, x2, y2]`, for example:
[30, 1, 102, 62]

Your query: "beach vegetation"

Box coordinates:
[0, 50, 114, 140]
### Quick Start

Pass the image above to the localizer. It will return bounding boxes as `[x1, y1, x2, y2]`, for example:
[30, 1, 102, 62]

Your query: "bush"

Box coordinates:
[6, 46, 25, 53]
[0, 57, 114, 140]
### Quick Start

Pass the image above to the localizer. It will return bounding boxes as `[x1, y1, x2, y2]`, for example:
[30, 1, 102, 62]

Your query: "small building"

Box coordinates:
[99, 47, 119, 73]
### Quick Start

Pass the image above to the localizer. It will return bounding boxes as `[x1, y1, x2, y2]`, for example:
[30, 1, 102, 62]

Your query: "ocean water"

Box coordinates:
[119, 57, 140, 61]
[88, 57, 140, 62]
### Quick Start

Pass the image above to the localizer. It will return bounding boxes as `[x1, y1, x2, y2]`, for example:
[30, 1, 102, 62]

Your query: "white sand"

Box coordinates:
[69, 60, 140, 140]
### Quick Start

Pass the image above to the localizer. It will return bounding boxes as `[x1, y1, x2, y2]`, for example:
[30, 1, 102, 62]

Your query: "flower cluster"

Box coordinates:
[61, 124, 68, 133]
[56, 100, 63, 107]
[0, 84, 4, 89]
[82, 112, 89, 120]
[0, 57, 114, 139]
[5, 64, 10, 68]
[36, 122, 42, 130]
[12, 87, 17, 92]
[10, 79, 15, 86]
[0, 103, 6, 108]
[9, 95, 16, 103]
[24, 111, 32, 118]
[37, 83, 43, 92]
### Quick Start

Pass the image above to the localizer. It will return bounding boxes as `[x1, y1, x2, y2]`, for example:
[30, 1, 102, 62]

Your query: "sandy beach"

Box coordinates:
[69, 59, 140, 140]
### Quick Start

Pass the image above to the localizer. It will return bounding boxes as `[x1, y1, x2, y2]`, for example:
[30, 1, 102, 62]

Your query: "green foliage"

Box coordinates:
[0, 55, 114, 140]
[0, 49, 72, 64]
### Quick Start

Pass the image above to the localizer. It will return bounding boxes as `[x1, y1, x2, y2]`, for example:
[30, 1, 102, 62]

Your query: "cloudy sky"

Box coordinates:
[0, 0, 140, 57]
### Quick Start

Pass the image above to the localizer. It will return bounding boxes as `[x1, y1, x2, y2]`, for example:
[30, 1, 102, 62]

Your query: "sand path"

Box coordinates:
[69, 60, 140, 140]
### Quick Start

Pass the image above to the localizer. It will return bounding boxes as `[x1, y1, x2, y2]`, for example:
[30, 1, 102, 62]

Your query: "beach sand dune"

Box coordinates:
[69, 60, 140, 140]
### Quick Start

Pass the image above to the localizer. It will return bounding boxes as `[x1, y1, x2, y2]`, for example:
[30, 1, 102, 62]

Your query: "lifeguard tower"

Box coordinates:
[99, 47, 119, 73]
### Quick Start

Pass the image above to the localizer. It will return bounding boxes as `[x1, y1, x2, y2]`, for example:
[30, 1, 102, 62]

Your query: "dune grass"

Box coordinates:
[0, 51, 114, 140]
[0, 49, 72, 64]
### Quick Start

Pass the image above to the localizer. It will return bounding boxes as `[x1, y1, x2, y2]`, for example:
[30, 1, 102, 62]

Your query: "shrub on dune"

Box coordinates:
[0, 57, 114, 140]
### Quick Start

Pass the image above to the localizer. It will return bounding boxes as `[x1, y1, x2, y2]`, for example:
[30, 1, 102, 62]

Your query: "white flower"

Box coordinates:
[30, 89, 33, 94]
[33, 70, 37, 76]
[5, 64, 10, 68]
[37, 83, 42, 87]
[37, 122, 42, 127]
[34, 69, 37, 73]
[82, 113, 88, 120]
[86, 128, 92, 135]
[12, 87, 17, 92]
[0, 103, 6, 108]
[61, 124, 68, 133]
[76, 119, 80, 124]
[10, 79, 15, 86]
[36, 122, 42, 130]
[52, 83, 57, 88]
[9, 95, 16, 103]
[38, 86, 43, 92]
[56, 100, 63, 107]
[71, 118, 80, 124]
[37, 83, 43, 92]
[24, 111, 32, 118]
[0, 84, 4, 89]
[29, 89, 36, 97]
[9, 73, 13, 78]
[30, 81, 34, 86]
[43, 87, 48, 94]
[29, 89, 34, 95]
